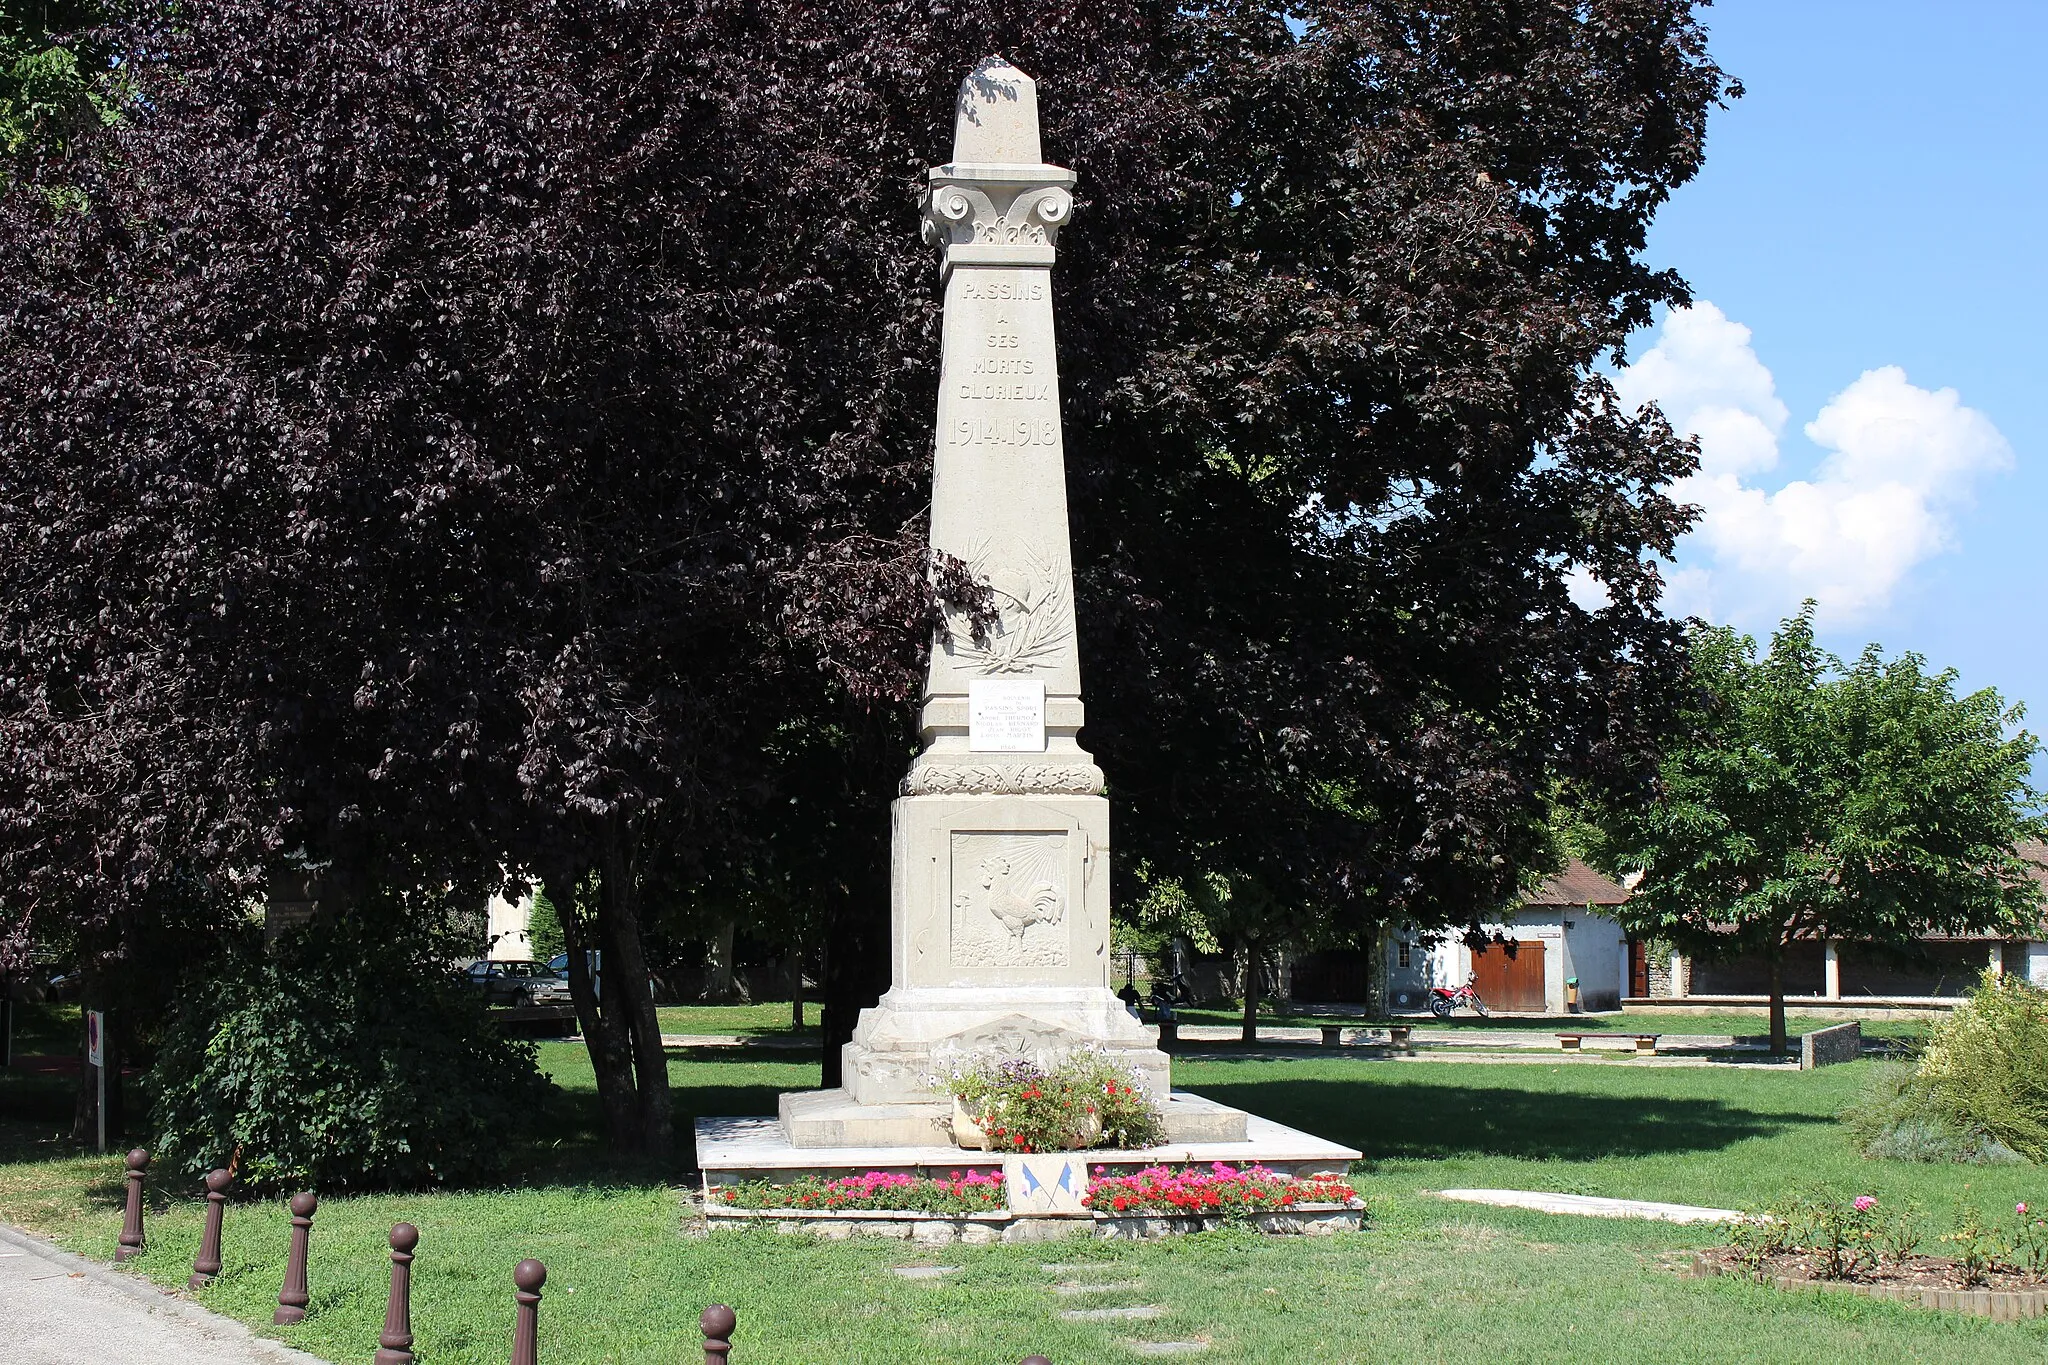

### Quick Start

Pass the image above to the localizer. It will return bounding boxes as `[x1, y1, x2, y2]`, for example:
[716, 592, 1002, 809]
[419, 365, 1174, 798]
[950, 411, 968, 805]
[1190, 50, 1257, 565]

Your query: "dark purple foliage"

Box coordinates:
[0, 0, 1727, 1148]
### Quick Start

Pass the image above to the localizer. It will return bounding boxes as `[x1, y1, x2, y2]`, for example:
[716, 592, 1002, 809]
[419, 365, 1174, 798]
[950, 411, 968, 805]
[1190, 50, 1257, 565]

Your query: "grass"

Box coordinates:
[2, 1003, 2041, 1363]
[1177, 1003, 1935, 1043]
[654, 1002, 819, 1036]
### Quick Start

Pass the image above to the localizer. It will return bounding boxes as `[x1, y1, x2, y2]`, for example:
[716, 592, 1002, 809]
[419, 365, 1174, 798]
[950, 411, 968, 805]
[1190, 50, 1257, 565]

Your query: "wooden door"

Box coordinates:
[1629, 939, 1650, 999]
[1470, 941, 1546, 1013]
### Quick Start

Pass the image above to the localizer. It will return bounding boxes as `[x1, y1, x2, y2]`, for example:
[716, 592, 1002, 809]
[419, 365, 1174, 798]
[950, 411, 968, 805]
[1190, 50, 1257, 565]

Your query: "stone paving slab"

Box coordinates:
[0, 1222, 329, 1365]
[1435, 1188, 1745, 1224]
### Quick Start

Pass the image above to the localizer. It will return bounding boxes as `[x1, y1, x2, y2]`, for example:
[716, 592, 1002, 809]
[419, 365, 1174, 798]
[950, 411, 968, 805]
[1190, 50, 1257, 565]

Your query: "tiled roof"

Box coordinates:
[2020, 839, 2048, 894]
[1527, 858, 1629, 907]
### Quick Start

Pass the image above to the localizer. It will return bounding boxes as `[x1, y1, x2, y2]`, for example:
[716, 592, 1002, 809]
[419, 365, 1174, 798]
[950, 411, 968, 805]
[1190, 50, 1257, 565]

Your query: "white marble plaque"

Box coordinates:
[968, 678, 1046, 752]
[1005, 1152, 1089, 1215]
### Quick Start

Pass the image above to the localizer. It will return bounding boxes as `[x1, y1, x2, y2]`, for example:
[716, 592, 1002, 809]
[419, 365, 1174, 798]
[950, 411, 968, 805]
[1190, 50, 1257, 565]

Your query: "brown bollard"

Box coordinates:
[115, 1148, 148, 1262]
[700, 1305, 736, 1364]
[373, 1223, 419, 1365]
[189, 1169, 232, 1288]
[510, 1258, 546, 1365]
[1021, 1357, 1054, 1365]
[273, 1191, 318, 1324]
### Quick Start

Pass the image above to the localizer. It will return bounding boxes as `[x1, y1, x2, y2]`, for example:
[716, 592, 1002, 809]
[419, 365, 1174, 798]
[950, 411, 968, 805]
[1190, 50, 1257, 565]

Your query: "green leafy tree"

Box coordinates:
[2, 0, 118, 168]
[1592, 606, 2047, 1052]
[526, 885, 566, 963]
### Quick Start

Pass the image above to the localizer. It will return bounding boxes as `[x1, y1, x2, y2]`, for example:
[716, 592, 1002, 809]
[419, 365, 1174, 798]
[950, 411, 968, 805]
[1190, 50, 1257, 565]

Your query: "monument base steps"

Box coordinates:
[707, 1102, 1344, 1187]
[778, 1087, 1249, 1150]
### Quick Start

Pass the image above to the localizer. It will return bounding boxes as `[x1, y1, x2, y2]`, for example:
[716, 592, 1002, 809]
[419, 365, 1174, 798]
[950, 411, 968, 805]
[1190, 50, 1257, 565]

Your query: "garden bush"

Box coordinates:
[149, 920, 549, 1192]
[1847, 974, 2048, 1164]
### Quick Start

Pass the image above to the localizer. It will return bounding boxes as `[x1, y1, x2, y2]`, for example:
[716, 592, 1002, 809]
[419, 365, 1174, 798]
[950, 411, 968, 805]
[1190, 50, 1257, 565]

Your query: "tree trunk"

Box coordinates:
[1767, 954, 1788, 1056]
[559, 879, 638, 1151]
[1240, 946, 1260, 1043]
[790, 942, 806, 1032]
[707, 920, 736, 1002]
[600, 838, 672, 1157]
[819, 849, 889, 1089]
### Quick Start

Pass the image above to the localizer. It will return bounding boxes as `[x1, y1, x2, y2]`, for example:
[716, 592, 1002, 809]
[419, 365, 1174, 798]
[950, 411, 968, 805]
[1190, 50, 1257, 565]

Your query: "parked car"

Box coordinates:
[460, 960, 571, 1007]
[547, 951, 600, 997]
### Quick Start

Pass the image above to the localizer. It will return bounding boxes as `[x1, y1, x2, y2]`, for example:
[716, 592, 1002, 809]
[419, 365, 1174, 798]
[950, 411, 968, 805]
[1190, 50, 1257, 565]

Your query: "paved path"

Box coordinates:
[1435, 1188, 1746, 1224]
[0, 1223, 326, 1365]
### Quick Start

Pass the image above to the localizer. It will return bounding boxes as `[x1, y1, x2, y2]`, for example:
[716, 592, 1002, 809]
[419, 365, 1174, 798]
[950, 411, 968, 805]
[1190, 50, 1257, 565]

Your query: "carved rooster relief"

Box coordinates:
[976, 852, 1063, 940]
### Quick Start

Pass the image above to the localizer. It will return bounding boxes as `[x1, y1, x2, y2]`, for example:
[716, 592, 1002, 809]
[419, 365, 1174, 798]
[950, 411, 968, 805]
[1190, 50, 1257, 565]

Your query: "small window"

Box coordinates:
[1397, 941, 1412, 970]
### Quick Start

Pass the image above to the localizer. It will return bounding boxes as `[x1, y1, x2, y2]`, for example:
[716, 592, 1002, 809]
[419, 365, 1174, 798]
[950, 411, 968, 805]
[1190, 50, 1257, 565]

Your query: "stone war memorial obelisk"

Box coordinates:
[700, 60, 1356, 1198]
[778, 56, 1240, 1150]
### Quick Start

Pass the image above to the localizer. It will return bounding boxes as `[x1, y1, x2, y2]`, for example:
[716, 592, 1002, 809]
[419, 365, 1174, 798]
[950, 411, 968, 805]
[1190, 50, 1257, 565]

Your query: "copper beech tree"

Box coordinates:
[0, 1, 1728, 1153]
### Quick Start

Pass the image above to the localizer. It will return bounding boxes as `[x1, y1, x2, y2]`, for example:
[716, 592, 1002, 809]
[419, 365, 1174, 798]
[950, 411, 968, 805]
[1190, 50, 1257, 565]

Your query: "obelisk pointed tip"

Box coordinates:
[953, 56, 1043, 165]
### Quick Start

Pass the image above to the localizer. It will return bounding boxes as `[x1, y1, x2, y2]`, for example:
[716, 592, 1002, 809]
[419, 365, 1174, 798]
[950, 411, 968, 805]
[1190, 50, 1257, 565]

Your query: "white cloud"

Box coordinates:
[1616, 303, 2013, 627]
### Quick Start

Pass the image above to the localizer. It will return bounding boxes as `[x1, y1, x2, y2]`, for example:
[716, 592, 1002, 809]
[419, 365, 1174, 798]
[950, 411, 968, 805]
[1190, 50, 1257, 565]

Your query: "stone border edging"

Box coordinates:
[0, 1221, 332, 1364]
[1689, 1251, 2048, 1321]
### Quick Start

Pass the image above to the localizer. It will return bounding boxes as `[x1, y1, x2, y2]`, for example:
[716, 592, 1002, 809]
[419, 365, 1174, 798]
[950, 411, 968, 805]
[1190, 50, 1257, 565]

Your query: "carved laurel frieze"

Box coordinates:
[900, 763, 1103, 797]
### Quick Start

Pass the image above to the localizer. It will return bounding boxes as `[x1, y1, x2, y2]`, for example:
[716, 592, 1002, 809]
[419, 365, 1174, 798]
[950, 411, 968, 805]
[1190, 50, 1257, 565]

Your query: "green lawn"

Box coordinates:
[2, 1006, 2040, 1363]
[654, 1002, 819, 1036]
[1177, 1004, 1934, 1043]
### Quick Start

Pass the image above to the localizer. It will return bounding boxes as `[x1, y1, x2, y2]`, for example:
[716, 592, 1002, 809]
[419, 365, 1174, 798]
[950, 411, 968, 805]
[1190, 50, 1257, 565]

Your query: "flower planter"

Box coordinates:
[952, 1099, 992, 1151]
[951, 1099, 1104, 1151]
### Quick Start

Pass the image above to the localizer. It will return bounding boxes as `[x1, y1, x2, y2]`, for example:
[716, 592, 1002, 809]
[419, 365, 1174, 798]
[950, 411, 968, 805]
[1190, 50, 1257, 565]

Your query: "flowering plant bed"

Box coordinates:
[713, 1170, 1004, 1214]
[944, 1051, 1163, 1152]
[1082, 1162, 1360, 1217]
[1714, 1191, 2048, 1298]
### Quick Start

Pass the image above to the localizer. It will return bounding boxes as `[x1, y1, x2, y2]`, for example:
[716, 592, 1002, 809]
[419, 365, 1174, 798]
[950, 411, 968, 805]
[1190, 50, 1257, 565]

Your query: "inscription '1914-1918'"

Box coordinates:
[951, 417, 1059, 448]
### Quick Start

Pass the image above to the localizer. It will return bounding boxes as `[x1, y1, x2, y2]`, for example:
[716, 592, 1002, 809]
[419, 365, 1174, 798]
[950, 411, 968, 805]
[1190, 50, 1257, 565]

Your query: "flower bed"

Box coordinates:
[713, 1170, 1005, 1214]
[1082, 1162, 1360, 1217]
[945, 1051, 1163, 1152]
[1719, 1190, 2048, 1293]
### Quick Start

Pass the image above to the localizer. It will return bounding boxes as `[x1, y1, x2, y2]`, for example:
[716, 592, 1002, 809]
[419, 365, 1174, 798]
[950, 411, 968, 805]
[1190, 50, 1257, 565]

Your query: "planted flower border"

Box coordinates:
[699, 1162, 1365, 1243]
[1692, 1191, 2048, 1319]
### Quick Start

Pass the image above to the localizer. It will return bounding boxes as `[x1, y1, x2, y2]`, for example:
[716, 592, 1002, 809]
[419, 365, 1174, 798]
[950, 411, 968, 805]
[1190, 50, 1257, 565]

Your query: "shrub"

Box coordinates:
[1913, 973, 2048, 1161]
[149, 920, 549, 1193]
[1846, 976, 2048, 1164]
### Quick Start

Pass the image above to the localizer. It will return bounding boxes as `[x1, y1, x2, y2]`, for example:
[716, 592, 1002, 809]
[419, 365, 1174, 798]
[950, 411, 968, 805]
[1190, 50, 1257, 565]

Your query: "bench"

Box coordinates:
[1557, 1032, 1660, 1055]
[1384, 1024, 1416, 1054]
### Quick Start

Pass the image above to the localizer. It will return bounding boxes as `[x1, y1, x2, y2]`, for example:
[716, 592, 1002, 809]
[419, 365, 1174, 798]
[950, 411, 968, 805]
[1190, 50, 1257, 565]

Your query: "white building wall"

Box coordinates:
[485, 889, 535, 961]
[1423, 910, 1628, 1014]
[2026, 942, 2048, 988]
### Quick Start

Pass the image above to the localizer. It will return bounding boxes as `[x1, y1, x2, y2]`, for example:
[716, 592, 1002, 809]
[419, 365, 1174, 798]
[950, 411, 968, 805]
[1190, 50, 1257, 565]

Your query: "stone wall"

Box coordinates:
[1800, 1020, 1861, 1070]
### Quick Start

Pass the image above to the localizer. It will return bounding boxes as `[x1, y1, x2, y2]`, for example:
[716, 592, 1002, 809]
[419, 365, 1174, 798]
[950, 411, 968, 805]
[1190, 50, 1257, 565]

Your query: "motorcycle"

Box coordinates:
[1427, 975, 1490, 1018]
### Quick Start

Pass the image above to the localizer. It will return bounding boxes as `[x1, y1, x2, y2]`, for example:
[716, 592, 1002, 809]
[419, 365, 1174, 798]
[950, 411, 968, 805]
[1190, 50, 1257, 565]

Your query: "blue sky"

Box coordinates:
[1617, 1, 2044, 777]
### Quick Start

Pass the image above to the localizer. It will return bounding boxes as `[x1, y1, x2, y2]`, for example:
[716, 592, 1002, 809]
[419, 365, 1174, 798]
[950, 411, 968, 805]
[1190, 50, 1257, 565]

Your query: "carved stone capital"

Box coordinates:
[921, 164, 1077, 274]
[899, 761, 1105, 797]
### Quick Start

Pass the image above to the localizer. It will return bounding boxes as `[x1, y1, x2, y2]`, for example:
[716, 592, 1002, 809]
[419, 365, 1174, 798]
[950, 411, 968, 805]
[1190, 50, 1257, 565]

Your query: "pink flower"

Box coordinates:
[2018, 1202, 2029, 1216]
[1853, 1196, 1876, 1212]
